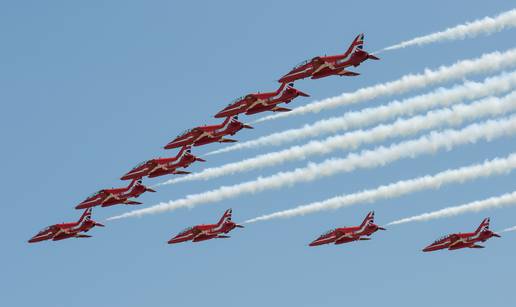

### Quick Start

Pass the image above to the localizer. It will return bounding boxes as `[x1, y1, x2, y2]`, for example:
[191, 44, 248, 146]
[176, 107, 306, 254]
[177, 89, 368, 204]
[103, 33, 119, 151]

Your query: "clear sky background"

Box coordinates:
[2, 1, 516, 306]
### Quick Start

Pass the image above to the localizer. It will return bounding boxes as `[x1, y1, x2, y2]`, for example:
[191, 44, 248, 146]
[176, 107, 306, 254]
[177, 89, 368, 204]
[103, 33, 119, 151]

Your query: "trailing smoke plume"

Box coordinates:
[246, 154, 516, 223]
[109, 116, 516, 220]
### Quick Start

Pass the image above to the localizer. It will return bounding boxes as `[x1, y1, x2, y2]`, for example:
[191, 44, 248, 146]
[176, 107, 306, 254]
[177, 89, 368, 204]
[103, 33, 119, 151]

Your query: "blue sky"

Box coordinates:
[2, 1, 516, 306]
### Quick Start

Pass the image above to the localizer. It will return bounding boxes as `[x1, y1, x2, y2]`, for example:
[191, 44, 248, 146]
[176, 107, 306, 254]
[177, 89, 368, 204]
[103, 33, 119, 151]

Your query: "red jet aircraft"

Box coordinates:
[121, 145, 205, 180]
[75, 179, 156, 209]
[164, 116, 253, 149]
[28, 208, 104, 243]
[309, 211, 385, 246]
[422, 218, 501, 252]
[168, 209, 244, 244]
[278, 33, 379, 83]
[215, 83, 309, 118]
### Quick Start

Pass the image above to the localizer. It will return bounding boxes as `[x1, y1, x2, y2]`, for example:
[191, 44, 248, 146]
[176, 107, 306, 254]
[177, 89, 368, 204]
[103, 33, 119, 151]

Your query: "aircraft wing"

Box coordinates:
[334, 231, 359, 244]
[310, 57, 331, 72]
[192, 233, 218, 242]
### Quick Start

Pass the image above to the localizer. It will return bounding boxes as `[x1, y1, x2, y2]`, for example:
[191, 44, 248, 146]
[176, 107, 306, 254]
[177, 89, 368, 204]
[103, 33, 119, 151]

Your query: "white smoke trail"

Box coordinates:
[253, 48, 516, 123]
[380, 9, 516, 52]
[501, 225, 516, 233]
[163, 91, 516, 185]
[246, 154, 516, 223]
[388, 191, 516, 225]
[210, 71, 516, 155]
[109, 116, 516, 220]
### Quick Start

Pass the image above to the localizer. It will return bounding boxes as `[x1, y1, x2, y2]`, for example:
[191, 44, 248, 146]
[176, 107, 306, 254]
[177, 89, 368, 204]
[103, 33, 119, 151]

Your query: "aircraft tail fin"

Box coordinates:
[78, 208, 93, 225]
[214, 115, 241, 132]
[345, 33, 365, 56]
[475, 218, 490, 234]
[126, 179, 143, 192]
[217, 208, 233, 226]
[274, 82, 288, 95]
[221, 115, 235, 127]
[126, 179, 138, 190]
[360, 211, 375, 228]
[180, 144, 193, 157]
[344, 33, 379, 60]
[228, 115, 243, 126]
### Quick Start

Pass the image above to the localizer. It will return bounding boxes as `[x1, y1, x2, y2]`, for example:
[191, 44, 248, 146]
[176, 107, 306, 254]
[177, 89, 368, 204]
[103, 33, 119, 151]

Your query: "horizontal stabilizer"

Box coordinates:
[125, 200, 143, 205]
[219, 138, 237, 143]
[217, 235, 231, 239]
[470, 244, 485, 249]
[272, 107, 291, 112]
[338, 70, 360, 76]
[359, 237, 371, 240]
[76, 234, 92, 238]
[174, 170, 191, 175]
[297, 89, 310, 97]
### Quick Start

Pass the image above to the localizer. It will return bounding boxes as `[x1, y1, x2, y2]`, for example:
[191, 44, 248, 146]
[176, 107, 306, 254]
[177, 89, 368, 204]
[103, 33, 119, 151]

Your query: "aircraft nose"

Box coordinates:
[167, 238, 179, 244]
[308, 240, 321, 247]
[28, 235, 41, 243]
[120, 174, 131, 180]
[422, 246, 433, 252]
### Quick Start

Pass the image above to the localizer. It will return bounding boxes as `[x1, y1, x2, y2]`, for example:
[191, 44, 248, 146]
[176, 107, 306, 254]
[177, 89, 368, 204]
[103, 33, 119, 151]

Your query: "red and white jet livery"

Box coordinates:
[215, 83, 309, 118]
[278, 33, 379, 84]
[28, 208, 104, 243]
[75, 179, 156, 209]
[121, 145, 205, 180]
[309, 211, 385, 247]
[168, 209, 244, 244]
[164, 116, 253, 149]
[422, 218, 501, 252]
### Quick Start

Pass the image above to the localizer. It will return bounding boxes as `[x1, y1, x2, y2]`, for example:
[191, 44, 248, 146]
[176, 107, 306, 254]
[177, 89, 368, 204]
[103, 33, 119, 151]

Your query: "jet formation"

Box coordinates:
[30, 33, 505, 252]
